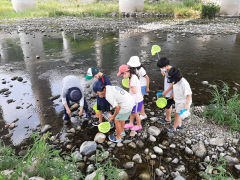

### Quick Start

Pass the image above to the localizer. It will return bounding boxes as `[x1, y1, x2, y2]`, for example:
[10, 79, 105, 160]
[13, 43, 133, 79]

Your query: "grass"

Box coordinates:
[203, 82, 240, 131]
[200, 157, 234, 179]
[0, 133, 84, 180]
[0, 0, 202, 20]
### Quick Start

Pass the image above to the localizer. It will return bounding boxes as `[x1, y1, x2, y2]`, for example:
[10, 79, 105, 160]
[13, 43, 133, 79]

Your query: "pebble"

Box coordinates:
[155, 168, 164, 177]
[172, 158, 179, 164]
[149, 135, 156, 142]
[148, 126, 160, 136]
[132, 154, 142, 163]
[144, 148, 149, 155]
[123, 162, 134, 169]
[153, 146, 163, 155]
[128, 142, 136, 149]
[234, 164, 240, 171]
[185, 147, 193, 155]
[117, 142, 123, 147]
[170, 144, 176, 149]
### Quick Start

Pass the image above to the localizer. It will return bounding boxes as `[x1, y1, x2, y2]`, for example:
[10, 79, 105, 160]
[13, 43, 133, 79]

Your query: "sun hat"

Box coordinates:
[69, 88, 82, 102]
[85, 67, 99, 80]
[93, 80, 105, 93]
[127, 56, 141, 67]
[117, 64, 130, 77]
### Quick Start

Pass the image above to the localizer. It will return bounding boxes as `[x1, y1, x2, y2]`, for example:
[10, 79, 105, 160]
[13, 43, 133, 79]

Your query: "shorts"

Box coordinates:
[175, 103, 191, 113]
[115, 112, 131, 121]
[97, 96, 110, 112]
[141, 86, 147, 95]
[165, 98, 175, 109]
[131, 101, 143, 114]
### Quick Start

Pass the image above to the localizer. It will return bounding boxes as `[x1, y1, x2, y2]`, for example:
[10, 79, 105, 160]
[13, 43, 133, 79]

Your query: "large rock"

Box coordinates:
[41, 124, 52, 133]
[209, 137, 225, 146]
[224, 155, 239, 166]
[80, 141, 97, 156]
[94, 133, 106, 144]
[139, 171, 151, 180]
[192, 141, 206, 158]
[85, 170, 105, 180]
[132, 154, 142, 163]
[72, 151, 83, 162]
[153, 146, 163, 155]
[148, 126, 160, 136]
[118, 170, 129, 180]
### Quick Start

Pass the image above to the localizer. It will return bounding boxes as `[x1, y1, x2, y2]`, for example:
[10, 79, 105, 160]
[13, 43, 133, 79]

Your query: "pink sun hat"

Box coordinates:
[117, 64, 130, 76]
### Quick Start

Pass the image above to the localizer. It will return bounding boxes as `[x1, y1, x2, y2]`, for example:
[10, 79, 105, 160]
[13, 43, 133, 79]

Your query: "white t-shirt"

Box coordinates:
[105, 86, 135, 114]
[164, 71, 173, 98]
[129, 75, 144, 103]
[173, 78, 192, 104]
[137, 67, 147, 87]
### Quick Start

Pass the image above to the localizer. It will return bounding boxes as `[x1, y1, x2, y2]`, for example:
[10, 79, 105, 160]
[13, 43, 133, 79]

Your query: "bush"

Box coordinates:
[203, 82, 240, 131]
[201, 3, 220, 18]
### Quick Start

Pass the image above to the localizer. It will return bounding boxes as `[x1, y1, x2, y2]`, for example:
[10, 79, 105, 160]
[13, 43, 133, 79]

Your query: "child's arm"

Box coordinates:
[184, 94, 192, 110]
[144, 75, 150, 92]
[163, 84, 173, 97]
[110, 105, 120, 120]
[130, 86, 137, 94]
[78, 106, 84, 116]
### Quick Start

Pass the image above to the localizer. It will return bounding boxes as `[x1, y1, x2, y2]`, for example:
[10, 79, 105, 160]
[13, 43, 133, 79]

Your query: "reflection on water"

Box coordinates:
[0, 30, 240, 145]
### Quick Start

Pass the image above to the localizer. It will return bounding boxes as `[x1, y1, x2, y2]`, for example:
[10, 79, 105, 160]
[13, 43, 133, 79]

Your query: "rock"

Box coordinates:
[2, 80, 6, 84]
[144, 148, 149, 155]
[201, 81, 208, 85]
[11, 76, 18, 80]
[70, 103, 80, 111]
[18, 150, 27, 156]
[139, 171, 151, 180]
[185, 138, 192, 145]
[69, 128, 76, 134]
[136, 140, 144, 148]
[155, 168, 164, 177]
[204, 156, 210, 163]
[7, 99, 14, 104]
[174, 175, 185, 180]
[23, 160, 38, 175]
[29, 177, 45, 180]
[185, 147, 193, 155]
[3, 133, 13, 139]
[234, 164, 240, 171]
[117, 142, 123, 147]
[132, 154, 142, 163]
[17, 77, 23, 82]
[209, 137, 225, 146]
[149, 135, 156, 142]
[41, 124, 52, 133]
[85, 170, 105, 180]
[150, 117, 158, 122]
[153, 146, 163, 155]
[86, 164, 95, 173]
[66, 144, 72, 149]
[118, 170, 129, 180]
[172, 158, 179, 164]
[80, 141, 97, 156]
[150, 154, 157, 159]
[94, 133, 106, 144]
[232, 138, 239, 145]
[0, 88, 9, 94]
[130, 130, 137, 137]
[9, 123, 16, 129]
[148, 126, 160, 136]
[72, 151, 83, 162]
[175, 165, 185, 173]
[170, 144, 176, 149]
[123, 162, 134, 169]
[49, 95, 60, 101]
[192, 141, 206, 158]
[128, 142, 136, 149]
[224, 155, 239, 165]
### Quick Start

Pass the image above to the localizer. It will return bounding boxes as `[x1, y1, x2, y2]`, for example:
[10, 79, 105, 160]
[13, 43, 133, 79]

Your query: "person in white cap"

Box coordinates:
[127, 56, 150, 120]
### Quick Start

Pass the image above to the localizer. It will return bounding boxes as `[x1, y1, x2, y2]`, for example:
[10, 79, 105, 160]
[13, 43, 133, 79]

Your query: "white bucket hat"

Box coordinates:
[127, 56, 141, 67]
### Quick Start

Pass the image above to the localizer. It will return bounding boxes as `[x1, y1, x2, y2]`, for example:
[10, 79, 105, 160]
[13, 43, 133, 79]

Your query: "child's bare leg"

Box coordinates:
[129, 114, 134, 125]
[98, 110, 103, 123]
[121, 121, 125, 132]
[140, 104, 146, 116]
[173, 112, 181, 130]
[115, 120, 122, 139]
[166, 106, 172, 122]
[135, 113, 142, 126]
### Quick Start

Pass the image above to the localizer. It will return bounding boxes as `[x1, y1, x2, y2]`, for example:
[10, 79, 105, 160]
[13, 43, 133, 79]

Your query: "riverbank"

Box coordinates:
[0, 0, 202, 20]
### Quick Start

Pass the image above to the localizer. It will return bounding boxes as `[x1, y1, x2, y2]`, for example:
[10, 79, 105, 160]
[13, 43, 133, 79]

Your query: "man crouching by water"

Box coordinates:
[61, 75, 91, 121]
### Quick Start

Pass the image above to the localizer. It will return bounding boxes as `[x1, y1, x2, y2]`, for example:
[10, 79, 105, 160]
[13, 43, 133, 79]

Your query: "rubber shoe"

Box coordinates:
[177, 125, 184, 130]
[168, 127, 176, 133]
[159, 119, 171, 125]
[124, 124, 134, 129]
[131, 125, 142, 131]
[109, 134, 122, 143]
[121, 132, 126, 137]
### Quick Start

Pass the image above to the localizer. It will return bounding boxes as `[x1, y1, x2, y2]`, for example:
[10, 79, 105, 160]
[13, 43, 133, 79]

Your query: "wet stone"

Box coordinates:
[17, 77, 23, 82]
[11, 76, 18, 81]
[153, 146, 163, 155]
[123, 162, 134, 169]
[49, 95, 60, 101]
[0, 88, 9, 94]
[7, 99, 14, 104]
[128, 142, 136, 149]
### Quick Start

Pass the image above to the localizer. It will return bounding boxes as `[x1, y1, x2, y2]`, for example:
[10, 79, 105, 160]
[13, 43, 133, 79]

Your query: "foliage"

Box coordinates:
[200, 156, 234, 179]
[201, 3, 220, 19]
[203, 82, 240, 131]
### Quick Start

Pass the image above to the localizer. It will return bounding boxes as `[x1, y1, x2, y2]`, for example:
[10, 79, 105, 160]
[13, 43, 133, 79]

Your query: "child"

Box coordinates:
[61, 75, 90, 120]
[157, 57, 175, 124]
[127, 56, 150, 120]
[92, 81, 135, 143]
[167, 67, 192, 133]
[85, 67, 112, 126]
[117, 64, 143, 131]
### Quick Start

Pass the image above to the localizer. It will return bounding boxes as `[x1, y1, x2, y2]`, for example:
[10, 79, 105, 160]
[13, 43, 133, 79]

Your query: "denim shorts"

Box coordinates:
[131, 101, 143, 114]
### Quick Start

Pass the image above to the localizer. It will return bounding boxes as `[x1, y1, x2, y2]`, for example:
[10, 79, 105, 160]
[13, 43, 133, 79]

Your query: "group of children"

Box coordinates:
[61, 56, 192, 143]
